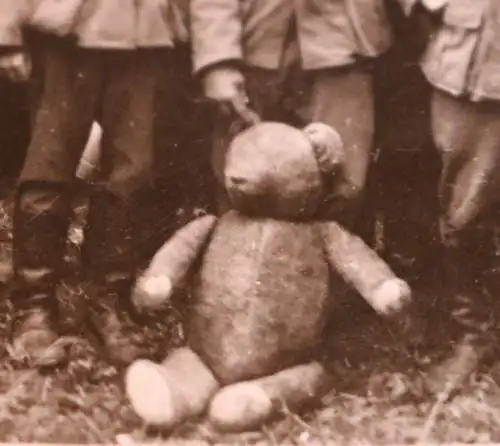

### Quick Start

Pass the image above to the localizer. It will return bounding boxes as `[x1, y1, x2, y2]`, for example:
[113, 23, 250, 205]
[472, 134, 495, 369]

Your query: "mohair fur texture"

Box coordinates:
[126, 122, 412, 432]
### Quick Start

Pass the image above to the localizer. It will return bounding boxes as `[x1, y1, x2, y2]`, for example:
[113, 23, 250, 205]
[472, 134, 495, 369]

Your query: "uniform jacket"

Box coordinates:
[191, 0, 394, 74]
[401, 0, 500, 101]
[0, 0, 189, 49]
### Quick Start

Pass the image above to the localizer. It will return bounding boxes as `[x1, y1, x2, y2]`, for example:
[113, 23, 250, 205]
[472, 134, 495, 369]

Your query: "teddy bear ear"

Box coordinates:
[302, 122, 344, 176]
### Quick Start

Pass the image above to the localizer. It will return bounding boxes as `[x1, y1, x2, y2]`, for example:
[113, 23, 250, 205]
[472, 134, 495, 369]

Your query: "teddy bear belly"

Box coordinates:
[187, 212, 330, 385]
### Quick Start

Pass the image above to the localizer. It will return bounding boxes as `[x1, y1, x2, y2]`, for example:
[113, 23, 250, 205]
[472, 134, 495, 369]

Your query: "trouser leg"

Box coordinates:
[297, 63, 375, 231]
[11, 38, 100, 367]
[373, 46, 440, 279]
[423, 90, 500, 396]
[139, 45, 213, 260]
[81, 50, 163, 366]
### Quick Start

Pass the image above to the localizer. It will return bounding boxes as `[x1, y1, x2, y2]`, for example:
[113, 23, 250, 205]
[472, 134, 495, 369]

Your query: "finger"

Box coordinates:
[231, 95, 261, 126]
[217, 101, 234, 117]
[5, 66, 21, 82]
[10, 67, 26, 83]
[5, 56, 25, 82]
[19, 66, 31, 81]
[20, 56, 32, 80]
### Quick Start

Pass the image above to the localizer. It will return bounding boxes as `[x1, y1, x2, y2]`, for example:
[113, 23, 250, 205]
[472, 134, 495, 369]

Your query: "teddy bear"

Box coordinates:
[124, 121, 413, 433]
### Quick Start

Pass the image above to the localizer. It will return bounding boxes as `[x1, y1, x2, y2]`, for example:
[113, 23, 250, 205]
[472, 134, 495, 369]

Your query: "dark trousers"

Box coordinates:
[372, 40, 440, 276]
[212, 44, 375, 229]
[20, 41, 164, 197]
[137, 43, 216, 261]
[15, 38, 172, 280]
[0, 79, 30, 192]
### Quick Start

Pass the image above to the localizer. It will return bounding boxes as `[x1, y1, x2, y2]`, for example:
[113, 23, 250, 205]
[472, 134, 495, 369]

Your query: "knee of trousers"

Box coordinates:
[103, 155, 154, 201]
[16, 181, 72, 217]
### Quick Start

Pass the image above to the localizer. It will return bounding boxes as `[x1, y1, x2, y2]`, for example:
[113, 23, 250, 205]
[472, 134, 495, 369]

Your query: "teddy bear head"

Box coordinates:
[224, 121, 344, 220]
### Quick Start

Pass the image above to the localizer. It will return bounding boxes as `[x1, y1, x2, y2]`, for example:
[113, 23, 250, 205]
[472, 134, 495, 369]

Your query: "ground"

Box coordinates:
[0, 195, 500, 445]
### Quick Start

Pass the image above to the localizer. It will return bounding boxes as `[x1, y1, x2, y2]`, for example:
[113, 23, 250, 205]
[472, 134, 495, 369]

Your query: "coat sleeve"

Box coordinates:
[0, 0, 30, 47]
[190, 0, 243, 74]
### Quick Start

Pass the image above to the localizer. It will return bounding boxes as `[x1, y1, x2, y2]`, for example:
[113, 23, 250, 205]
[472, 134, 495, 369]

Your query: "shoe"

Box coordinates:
[85, 278, 144, 366]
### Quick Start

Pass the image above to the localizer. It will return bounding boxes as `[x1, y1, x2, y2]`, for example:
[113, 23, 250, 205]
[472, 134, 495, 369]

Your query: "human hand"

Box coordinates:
[203, 65, 260, 125]
[0, 51, 31, 82]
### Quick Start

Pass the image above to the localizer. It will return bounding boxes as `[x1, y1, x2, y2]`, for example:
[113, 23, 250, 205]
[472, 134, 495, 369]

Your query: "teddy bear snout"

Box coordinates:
[226, 172, 265, 195]
[228, 175, 248, 187]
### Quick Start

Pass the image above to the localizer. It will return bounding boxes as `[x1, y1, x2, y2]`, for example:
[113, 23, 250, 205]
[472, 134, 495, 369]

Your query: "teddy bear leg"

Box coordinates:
[125, 347, 220, 428]
[208, 361, 330, 432]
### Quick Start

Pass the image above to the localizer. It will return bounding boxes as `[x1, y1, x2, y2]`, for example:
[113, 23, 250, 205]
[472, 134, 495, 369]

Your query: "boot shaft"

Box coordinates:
[81, 190, 139, 281]
[13, 184, 72, 277]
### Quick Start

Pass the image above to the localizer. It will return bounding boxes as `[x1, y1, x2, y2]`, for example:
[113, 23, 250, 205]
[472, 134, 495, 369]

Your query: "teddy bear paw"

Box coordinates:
[125, 359, 178, 427]
[372, 278, 412, 316]
[132, 275, 173, 311]
[208, 382, 274, 432]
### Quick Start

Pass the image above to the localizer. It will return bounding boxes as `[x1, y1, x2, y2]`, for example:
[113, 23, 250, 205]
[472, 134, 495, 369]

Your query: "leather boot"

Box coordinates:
[83, 275, 144, 366]
[9, 186, 71, 367]
[81, 190, 144, 366]
[422, 236, 493, 397]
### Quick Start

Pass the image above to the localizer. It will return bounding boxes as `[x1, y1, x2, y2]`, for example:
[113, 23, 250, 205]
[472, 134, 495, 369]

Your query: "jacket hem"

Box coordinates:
[424, 69, 500, 103]
[302, 56, 358, 71]
[422, 69, 463, 97]
[244, 51, 377, 71]
[469, 90, 500, 103]
[77, 41, 176, 49]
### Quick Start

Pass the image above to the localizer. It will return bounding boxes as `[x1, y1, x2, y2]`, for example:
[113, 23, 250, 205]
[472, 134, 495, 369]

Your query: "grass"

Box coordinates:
[0, 193, 500, 444]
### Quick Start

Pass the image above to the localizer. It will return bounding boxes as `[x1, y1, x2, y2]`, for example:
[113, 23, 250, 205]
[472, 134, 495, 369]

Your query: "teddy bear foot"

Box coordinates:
[208, 382, 275, 432]
[209, 361, 331, 432]
[125, 347, 220, 428]
[125, 359, 179, 427]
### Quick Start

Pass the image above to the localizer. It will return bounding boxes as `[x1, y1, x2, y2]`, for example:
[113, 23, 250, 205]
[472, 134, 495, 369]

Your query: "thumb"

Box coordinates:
[231, 94, 261, 126]
[19, 53, 32, 81]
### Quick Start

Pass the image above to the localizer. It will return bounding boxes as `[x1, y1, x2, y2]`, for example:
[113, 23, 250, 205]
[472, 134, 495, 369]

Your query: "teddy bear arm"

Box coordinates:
[133, 215, 218, 310]
[208, 361, 329, 432]
[318, 221, 412, 317]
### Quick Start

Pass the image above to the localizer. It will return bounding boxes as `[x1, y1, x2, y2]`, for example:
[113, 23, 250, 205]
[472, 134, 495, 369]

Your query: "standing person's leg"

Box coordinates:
[298, 63, 375, 231]
[138, 44, 206, 261]
[423, 89, 500, 395]
[77, 122, 102, 182]
[10, 38, 101, 367]
[373, 45, 440, 280]
[82, 49, 164, 365]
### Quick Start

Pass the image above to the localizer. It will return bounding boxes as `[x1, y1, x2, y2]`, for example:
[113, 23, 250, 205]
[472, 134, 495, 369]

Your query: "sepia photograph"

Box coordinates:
[0, 0, 498, 444]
